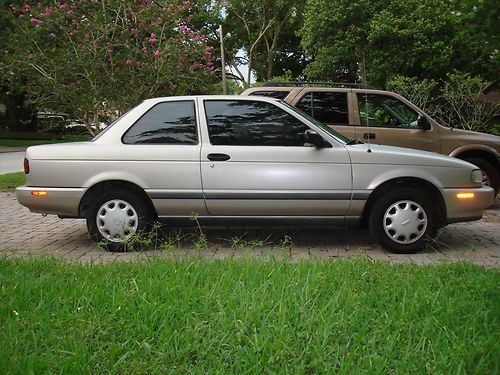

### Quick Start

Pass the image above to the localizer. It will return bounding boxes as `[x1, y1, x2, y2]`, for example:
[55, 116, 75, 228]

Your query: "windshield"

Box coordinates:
[281, 101, 351, 144]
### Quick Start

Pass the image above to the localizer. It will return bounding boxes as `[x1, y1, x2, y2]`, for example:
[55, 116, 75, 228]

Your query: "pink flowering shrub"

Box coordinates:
[5, 0, 216, 135]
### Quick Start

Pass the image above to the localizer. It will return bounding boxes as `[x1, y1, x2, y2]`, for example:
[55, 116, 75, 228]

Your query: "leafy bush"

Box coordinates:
[436, 72, 499, 132]
[388, 73, 499, 133]
[387, 76, 438, 111]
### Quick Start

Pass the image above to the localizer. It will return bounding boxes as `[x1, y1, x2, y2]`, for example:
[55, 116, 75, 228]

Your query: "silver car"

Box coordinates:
[16, 96, 494, 253]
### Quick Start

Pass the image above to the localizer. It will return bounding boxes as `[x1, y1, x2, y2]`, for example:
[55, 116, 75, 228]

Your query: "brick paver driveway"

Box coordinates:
[1, 191, 499, 266]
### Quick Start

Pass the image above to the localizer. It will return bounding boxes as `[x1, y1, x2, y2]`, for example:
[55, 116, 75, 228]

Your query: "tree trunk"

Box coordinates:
[3, 92, 38, 132]
[246, 55, 252, 88]
[266, 49, 274, 81]
[81, 111, 96, 137]
[357, 46, 367, 83]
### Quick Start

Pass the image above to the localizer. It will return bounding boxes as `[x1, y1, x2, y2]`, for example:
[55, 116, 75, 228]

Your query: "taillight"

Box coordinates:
[24, 158, 29, 174]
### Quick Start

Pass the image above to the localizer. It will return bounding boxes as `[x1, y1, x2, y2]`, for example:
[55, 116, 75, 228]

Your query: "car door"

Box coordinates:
[353, 92, 440, 152]
[198, 98, 352, 216]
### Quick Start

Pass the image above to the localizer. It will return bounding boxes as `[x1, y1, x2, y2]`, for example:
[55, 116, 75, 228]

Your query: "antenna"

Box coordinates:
[362, 51, 372, 153]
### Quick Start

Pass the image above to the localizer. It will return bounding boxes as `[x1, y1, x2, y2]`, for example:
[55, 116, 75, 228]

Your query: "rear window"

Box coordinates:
[248, 90, 290, 100]
[296, 92, 349, 125]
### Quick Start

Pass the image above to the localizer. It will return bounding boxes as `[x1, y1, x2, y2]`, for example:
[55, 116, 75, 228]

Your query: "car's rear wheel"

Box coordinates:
[86, 190, 154, 251]
[369, 188, 437, 253]
[463, 157, 499, 197]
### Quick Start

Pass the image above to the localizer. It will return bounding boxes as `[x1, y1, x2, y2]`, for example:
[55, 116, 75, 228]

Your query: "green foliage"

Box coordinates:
[435, 72, 499, 132]
[0, 258, 498, 373]
[388, 73, 499, 133]
[489, 123, 500, 136]
[1, 1, 216, 135]
[0, 136, 89, 147]
[252, 69, 295, 87]
[205, 0, 305, 86]
[300, 0, 499, 85]
[0, 172, 25, 190]
[387, 76, 438, 111]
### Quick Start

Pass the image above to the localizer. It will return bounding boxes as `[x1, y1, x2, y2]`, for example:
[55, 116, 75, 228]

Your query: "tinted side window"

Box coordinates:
[249, 91, 290, 99]
[123, 101, 197, 144]
[204, 100, 309, 146]
[357, 94, 419, 128]
[296, 92, 349, 124]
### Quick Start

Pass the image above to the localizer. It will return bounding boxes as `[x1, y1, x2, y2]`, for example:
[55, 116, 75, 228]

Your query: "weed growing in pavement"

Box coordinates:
[229, 233, 248, 249]
[248, 234, 273, 249]
[279, 235, 294, 252]
[468, 244, 478, 252]
[96, 217, 293, 253]
[189, 212, 210, 250]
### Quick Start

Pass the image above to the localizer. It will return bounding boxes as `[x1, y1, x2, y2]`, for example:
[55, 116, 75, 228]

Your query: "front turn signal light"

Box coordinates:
[31, 191, 48, 197]
[456, 192, 474, 199]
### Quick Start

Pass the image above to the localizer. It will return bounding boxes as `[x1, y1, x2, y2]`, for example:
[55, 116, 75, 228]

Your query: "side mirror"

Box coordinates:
[304, 129, 327, 148]
[418, 115, 431, 130]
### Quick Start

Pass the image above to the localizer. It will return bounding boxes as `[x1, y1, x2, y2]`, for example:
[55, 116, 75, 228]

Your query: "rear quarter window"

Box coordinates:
[122, 101, 198, 144]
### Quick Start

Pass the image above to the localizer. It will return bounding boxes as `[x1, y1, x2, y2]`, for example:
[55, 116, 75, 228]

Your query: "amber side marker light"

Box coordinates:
[456, 192, 475, 199]
[31, 191, 48, 197]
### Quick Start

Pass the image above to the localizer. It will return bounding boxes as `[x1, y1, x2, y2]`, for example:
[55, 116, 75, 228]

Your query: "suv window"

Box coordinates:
[122, 101, 197, 144]
[296, 92, 349, 125]
[248, 91, 290, 100]
[204, 100, 309, 146]
[357, 94, 419, 128]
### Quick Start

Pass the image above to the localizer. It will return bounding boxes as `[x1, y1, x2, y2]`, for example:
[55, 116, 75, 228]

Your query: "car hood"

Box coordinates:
[346, 143, 475, 170]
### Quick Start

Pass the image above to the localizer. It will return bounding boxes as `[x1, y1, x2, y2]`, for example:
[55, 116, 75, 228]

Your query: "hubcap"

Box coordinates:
[383, 200, 428, 244]
[96, 199, 138, 242]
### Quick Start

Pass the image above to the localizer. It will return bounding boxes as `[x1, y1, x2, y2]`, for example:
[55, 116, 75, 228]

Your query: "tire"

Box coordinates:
[369, 187, 437, 253]
[464, 157, 499, 198]
[86, 189, 154, 252]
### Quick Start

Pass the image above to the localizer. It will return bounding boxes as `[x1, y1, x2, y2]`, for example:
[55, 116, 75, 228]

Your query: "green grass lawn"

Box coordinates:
[0, 172, 25, 190]
[0, 258, 497, 374]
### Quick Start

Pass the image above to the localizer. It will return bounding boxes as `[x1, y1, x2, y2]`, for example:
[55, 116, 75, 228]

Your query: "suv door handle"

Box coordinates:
[363, 132, 376, 140]
[207, 153, 231, 161]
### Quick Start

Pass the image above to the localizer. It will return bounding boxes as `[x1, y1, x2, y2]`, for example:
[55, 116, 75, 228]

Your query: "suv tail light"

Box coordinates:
[24, 158, 29, 174]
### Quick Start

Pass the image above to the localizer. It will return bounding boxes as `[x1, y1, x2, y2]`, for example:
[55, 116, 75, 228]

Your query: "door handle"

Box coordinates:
[363, 132, 376, 140]
[207, 153, 231, 161]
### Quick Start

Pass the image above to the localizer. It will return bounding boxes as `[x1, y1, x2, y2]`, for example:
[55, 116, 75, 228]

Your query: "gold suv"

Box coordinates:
[242, 82, 500, 196]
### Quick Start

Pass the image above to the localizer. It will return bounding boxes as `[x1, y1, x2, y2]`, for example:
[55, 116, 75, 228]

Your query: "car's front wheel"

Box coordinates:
[86, 190, 154, 251]
[369, 188, 437, 253]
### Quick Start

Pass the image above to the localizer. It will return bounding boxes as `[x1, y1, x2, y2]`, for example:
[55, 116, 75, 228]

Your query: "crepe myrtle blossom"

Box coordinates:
[30, 18, 41, 27]
[8, 0, 216, 136]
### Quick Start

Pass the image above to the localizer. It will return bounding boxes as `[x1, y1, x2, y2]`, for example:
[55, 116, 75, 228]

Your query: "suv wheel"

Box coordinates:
[86, 190, 154, 251]
[464, 157, 499, 197]
[369, 188, 437, 253]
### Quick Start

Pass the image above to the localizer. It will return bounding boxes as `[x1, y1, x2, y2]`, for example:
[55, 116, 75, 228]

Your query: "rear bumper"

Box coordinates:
[442, 186, 495, 224]
[15, 186, 86, 217]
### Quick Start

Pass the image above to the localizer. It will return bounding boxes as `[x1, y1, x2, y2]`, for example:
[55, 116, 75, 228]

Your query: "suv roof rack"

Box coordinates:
[262, 81, 379, 89]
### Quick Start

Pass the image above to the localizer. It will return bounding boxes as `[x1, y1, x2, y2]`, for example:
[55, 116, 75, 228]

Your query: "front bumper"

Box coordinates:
[15, 186, 86, 217]
[442, 186, 495, 224]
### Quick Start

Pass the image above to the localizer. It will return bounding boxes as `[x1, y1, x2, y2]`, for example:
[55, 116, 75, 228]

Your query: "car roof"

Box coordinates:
[144, 95, 282, 104]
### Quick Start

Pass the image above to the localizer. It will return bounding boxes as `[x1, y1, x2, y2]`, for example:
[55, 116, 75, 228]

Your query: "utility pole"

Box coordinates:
[218, 24, 227, 95]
